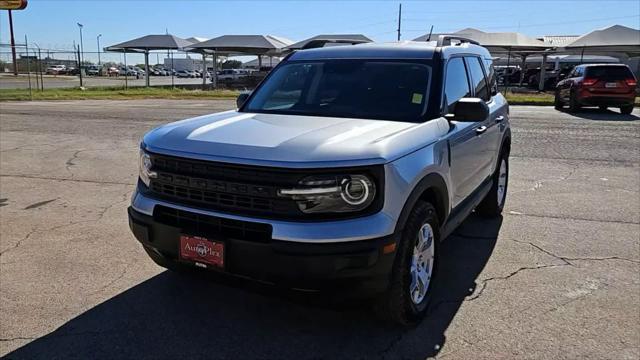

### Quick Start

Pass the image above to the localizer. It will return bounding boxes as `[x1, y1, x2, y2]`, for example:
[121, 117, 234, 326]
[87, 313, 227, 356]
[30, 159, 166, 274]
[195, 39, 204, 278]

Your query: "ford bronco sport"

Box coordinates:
[128, 36, 511, 324]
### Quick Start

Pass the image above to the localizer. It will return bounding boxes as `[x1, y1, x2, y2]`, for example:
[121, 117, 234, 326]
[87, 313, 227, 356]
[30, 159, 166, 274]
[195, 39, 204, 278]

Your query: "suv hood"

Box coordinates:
[144, 110, 450, 167]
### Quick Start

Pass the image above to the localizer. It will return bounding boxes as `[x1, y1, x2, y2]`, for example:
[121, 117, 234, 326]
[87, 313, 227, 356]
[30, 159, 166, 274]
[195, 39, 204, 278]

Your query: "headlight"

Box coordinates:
[139, 149, 156, 187]
[278, 174, 376, 214]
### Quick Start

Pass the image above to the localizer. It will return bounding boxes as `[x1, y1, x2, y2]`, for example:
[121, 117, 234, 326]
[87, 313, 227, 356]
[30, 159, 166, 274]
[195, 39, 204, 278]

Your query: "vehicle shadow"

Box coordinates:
[4, 214, 501, 360]
[562, 107, 639, 121]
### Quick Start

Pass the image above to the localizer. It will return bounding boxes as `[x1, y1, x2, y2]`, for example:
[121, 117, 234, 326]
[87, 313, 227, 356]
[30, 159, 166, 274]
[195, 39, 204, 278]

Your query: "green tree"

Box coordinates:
[221, 60, 242, 69]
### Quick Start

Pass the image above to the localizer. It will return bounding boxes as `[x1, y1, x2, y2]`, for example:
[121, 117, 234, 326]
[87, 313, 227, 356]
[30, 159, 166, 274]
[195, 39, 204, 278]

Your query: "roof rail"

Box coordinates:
[437, 35, 480, 47]
[301, 38, 369, 50]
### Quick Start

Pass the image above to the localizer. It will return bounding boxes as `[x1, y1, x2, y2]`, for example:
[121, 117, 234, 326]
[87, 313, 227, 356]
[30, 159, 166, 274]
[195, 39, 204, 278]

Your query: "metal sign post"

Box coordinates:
[2, 0, 29, 76]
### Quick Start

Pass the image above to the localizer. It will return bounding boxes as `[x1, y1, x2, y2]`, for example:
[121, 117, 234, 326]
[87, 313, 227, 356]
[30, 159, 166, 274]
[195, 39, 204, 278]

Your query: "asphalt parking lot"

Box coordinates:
[1, 100, 638, 359]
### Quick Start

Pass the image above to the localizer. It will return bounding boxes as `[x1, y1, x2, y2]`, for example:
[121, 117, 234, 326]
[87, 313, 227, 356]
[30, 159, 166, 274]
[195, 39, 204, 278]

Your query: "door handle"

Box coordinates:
[495, 116, 504, 123]
[475, 126, 487, 135]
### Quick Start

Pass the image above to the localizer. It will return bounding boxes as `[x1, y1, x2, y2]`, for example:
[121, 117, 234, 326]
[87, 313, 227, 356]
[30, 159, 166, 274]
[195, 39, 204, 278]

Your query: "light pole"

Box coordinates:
[97, 34, 102, 65]
[77, 23, 84, 67]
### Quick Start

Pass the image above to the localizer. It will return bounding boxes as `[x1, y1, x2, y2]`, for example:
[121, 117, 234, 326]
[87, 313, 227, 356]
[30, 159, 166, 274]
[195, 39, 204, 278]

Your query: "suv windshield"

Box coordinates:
[242, 60, 432, 122]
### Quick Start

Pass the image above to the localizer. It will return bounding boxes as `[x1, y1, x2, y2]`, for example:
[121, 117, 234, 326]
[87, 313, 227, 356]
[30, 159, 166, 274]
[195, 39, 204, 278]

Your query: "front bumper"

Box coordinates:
[128, 206, 397, 296]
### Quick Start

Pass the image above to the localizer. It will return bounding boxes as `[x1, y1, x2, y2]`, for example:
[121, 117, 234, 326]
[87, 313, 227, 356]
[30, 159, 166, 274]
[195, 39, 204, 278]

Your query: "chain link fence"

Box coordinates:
[1, 47, 272, 95]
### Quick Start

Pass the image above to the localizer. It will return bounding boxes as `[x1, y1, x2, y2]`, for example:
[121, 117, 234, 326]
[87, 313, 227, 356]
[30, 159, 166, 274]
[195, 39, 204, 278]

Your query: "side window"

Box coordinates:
[483, 58, 497, 96]
[466, 57, 490, 101]
[444, 57, 470, 114]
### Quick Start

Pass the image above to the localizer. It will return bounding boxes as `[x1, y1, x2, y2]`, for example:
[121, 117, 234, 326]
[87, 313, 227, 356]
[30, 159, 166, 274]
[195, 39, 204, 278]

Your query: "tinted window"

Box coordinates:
[483, 58, 497, 96]
[244, 61, 432, 122]
[585, 66, 634, 80]
[444, 57, 470, 113]
[466, 57, 489, 101]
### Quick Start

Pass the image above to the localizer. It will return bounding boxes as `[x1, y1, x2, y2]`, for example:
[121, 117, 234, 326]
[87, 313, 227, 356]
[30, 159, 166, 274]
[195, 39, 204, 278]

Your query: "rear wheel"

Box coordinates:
[620, 105, 633, 115]
[476, 153, 508, 217]
[375, 201, 439, 325]
[568, 91, 581, 113]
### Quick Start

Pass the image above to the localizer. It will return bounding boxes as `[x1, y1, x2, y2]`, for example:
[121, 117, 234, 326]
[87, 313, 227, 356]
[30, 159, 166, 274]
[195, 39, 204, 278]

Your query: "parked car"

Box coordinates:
[175, 70, 194, 78]
[45, 65, 66, 75]
[107, 67, 120, 76]
[129, 37, 511, 325]
[119, 67, 137, 76]
[555, 64, 637, 114]
[66, 67, 79, 75]
[86, 65, 100, 76]
[217, 69, 247, 81]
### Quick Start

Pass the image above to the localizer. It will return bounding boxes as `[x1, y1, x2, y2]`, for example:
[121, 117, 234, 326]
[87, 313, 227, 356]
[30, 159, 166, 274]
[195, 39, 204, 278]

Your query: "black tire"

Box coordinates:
[375, 201, 439, 325]
[568, 91, 581, 113]
[620, 105, 633, 115]
[554, 90, 563, 110]
[476, 153, 509, 217]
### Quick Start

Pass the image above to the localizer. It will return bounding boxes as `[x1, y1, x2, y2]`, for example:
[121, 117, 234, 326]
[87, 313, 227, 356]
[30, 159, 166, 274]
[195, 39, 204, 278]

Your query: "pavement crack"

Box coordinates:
[507, 211, 639, 225]
[0, 174, 134, 186]
[0, 227, 37, 256]
[0, 336, 37, 342]
[64, 150, 83, 178]
[512, 239, 640, 265]
[23, 198, 57, 210]
[468, 263, 568, 301]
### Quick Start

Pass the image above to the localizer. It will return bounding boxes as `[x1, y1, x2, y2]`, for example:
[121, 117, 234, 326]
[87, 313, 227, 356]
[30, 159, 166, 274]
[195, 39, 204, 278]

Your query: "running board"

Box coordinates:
[440, 179, 492, 240]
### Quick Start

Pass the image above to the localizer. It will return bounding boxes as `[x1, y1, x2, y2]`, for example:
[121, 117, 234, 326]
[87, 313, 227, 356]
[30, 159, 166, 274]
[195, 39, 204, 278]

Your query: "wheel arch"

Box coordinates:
[394, 173, 450, 236]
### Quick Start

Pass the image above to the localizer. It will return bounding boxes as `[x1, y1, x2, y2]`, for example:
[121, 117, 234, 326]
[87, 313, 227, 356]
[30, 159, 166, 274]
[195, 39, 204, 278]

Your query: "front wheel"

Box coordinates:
[476, 154, 508, 217]
[620, 105, 633, 115]
[554, 90, 563, 110]
[375, 201, 439, 325]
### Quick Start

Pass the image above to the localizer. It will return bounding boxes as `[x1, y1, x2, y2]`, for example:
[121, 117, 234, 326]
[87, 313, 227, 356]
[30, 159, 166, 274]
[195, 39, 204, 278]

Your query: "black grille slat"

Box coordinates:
[154, 206, 272, 243]
[148, 153, 302, 217]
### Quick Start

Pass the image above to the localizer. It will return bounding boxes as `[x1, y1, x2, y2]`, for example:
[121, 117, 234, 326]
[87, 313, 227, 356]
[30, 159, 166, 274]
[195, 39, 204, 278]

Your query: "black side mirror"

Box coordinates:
[236, 93, 250, 108]
[451, 98, 489, 122]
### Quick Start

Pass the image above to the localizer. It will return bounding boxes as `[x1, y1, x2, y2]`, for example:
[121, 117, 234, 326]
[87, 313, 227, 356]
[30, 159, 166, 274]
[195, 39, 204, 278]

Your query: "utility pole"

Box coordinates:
[97, 34, 102, 65]
[397, 3, 402, 41]
[8, 10, 18, 75]
[77, 23, 84, 68]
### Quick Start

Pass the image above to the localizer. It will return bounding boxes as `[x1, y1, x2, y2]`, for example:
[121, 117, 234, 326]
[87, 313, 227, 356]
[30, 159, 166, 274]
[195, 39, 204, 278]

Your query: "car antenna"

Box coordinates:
[426, 25, 434, 41]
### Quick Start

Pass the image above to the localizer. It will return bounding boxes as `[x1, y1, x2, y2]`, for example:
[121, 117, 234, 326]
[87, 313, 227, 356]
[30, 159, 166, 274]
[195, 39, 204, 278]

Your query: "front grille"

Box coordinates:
[154, 205, 272, 243]
[147, 153, 302, 218]
[144, 152, 385, 220]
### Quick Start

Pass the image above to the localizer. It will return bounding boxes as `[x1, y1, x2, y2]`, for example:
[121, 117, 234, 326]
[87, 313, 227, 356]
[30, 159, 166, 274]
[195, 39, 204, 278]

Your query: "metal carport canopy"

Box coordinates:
[104, 34, 195, 87]
[562, 25, 640, 57]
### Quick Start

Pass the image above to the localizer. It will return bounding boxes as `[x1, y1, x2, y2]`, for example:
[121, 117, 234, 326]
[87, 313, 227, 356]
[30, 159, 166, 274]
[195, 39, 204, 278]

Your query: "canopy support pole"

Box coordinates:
[519, 54, 527, 86]
[257, 55, 262, 71]
[538, 54, 547, 92]
[212, 52, 217, 89]
[123, 51, 128, 90]
[144, 50, 150, 87]
[202, 53, 207, 89]
[503, 47, 511, 93]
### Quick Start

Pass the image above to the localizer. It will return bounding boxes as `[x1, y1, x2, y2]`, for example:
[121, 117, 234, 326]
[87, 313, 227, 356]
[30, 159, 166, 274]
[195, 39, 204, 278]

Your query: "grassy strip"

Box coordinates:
[505, 91, 640, 106]
[0, 87, 240, 101]
[2, 86, 638, 106]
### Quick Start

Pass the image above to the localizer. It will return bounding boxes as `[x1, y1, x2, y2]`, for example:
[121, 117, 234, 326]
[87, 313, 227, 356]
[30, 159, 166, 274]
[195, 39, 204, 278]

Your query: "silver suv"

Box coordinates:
[128, 36, 511, 324]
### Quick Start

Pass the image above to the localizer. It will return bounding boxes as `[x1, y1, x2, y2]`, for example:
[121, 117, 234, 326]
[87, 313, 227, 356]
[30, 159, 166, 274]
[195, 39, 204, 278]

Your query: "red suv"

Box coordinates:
[555, 64, 637, 114]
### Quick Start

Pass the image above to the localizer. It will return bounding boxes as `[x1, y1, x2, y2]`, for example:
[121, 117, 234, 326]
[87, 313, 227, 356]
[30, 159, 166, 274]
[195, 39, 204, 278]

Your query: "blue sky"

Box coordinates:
[1, 0, 638, 63]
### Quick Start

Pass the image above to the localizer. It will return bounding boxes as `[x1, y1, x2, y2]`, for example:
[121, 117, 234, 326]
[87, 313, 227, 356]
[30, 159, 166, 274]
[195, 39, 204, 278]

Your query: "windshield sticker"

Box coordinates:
[412, 93, 423, 104]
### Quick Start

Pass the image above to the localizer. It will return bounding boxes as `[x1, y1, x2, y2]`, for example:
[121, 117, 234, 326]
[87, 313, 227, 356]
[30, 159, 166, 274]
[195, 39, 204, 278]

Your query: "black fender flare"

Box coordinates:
[393, 173, 450, 236]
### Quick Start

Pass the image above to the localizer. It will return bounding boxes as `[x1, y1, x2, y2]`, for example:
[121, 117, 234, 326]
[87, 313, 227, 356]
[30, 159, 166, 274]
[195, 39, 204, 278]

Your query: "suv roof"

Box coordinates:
[289, 40, 492, 61]
[575, 63, 629, 69]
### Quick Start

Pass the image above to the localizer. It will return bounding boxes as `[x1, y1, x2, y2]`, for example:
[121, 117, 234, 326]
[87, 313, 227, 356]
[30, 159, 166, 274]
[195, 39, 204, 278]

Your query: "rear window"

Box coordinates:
[585, 66, 634, 80]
